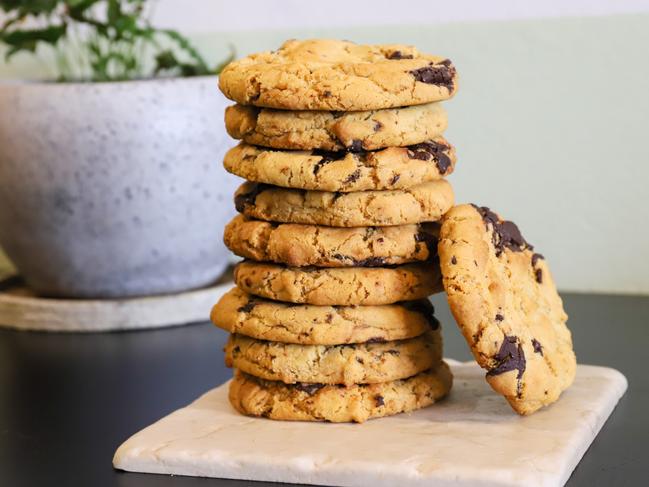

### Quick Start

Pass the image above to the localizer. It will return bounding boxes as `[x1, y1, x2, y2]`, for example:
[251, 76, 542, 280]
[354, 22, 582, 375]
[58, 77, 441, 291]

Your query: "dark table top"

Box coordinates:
[0, 292, 647, 487]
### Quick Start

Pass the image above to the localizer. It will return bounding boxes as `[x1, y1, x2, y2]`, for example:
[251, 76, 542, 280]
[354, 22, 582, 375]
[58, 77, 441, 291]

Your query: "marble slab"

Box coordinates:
[113, 361, 627, 487]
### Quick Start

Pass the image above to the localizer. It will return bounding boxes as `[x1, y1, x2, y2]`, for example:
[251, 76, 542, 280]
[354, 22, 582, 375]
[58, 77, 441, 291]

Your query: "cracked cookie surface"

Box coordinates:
[218, 39, 457, 111]
[229, 362, 453, 422]
[234, 180, 454, 227]
[212, 287, 440, 345]
[224, 215, 438, 267]
[224, 138, 455, 192]
[234, 260, 442, 305]
[224, 331, 441, 386]
[224, 102, 448, 151]
[438, 204, 576, 415]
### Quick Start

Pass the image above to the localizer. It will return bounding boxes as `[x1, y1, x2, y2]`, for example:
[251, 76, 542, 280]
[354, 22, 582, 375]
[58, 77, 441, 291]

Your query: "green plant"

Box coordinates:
[0, 0, 233, 81]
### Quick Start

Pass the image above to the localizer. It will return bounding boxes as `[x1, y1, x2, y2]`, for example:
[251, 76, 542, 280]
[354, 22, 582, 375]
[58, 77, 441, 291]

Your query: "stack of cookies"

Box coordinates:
[211, 39, 459, 422]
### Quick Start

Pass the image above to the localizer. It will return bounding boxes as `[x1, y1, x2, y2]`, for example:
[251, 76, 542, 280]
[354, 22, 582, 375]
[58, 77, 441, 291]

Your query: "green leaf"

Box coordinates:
[160, 29, 209, 72]
[2, 24, 67, 59]
[0, 0, 60, 15]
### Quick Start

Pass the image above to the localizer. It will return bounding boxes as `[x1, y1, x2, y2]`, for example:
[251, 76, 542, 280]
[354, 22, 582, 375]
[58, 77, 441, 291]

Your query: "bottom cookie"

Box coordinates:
[228, 362, 453, 423]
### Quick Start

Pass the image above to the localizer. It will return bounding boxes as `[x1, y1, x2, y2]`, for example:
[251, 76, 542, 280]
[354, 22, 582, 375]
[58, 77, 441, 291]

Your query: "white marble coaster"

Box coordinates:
[113, 362, 627, 487]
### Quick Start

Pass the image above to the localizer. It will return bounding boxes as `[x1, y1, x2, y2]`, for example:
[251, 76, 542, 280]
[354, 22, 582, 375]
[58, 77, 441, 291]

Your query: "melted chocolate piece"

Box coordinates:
[403, 300, 440, 330]
[237, 300, 257, 313]
[355, 256, 387, 267]
[532, 338, 543, 356]
[234, 183, 269, 213]
[410, 61, 455, 90]
[356, 357, 364, 364]
[471, 205, 532, 256]
[535, 268, 543, 284]
[415, 228, 438, 256]
[366, 337, 387, 344]
[323, 90, 332, 97]
[531, 253, 545, 266]
[406, 140, 452, 174]
[374, 121, 383, 132]
[312, 149, 344, 174]
[390, 174, 401, 185]
[451, 256, 457, 265]
[386, 50, 413, 60]
[294, 382, 326, 395]
[375, 394, 385, 407]
[344, 169, 361, 184]
[348, 139, 364, 152]
[495, 313, 504, 322]
[487, 335, 526, 382]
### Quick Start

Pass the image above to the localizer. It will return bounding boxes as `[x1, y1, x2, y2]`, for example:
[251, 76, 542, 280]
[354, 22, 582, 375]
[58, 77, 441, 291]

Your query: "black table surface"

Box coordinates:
[1, 292, 647, 487]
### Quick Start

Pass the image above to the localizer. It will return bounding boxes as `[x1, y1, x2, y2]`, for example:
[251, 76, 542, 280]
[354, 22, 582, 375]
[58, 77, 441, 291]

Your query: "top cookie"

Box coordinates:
[224, 102, 448, 151]
[218, 39, 457, 110]
[438, 204, 576, 415]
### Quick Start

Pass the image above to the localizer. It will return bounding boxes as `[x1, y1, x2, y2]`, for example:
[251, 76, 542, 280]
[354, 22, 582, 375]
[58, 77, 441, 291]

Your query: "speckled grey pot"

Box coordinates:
[0, 76, 239, 298]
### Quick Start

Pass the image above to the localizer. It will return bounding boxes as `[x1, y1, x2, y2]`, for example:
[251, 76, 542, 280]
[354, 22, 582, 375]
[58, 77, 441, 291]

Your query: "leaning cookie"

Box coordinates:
[219, 39, 457, 110]
[438, 204, 576, 415]
[224, 331, 442, 386]
[224, 102, 448, 151]
[234, 180, 454, 227]
[229, 363, 453, 423]
[224, 139, 455, 192]
[212, 287, 440, 345]
[224, 215, 438, 267]
[234, 260, 442, 306]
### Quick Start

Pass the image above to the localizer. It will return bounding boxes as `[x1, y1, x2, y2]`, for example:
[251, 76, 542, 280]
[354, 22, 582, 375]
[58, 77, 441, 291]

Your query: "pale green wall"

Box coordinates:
[1, 14, 648, 294]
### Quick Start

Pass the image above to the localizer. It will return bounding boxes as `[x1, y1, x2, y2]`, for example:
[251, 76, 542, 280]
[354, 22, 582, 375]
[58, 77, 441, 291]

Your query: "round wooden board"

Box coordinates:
[0, 276, 231, 333]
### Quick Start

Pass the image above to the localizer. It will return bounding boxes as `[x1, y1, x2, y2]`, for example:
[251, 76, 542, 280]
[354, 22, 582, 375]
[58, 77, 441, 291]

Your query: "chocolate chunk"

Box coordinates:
[386, 50, 413, 60]
[356, 357, 364, 364]
[366, 337, 387, 344]
[344, 169, 361, 184]
[390, 174, 401, 185]
[237, 299, 257, 313]
[374, 121, 383, 131]
[312, 149, 344, 174]
[532, 339, 543, 356]
[325, 313, 333, 323]
[415, 227, 438, 255]
[535, 268, 543, 284]
[451, 256, 457, 265]
[471, 205, 532, 256]
[375, 394, 385, 407]
[323, 90, 332, 97]
[355, 256, 386, 267]
[487, 335, 526, 381]
[404, 300, 440, 330]
[531, 253, 545, 267]
[348, 139, 364, 152]
[410, 61, 455, 90]
[406, 140, 452, 174]
[234, 183, 269, 213]
[495, 313, 504, 322]
[294, 382, 326, 395]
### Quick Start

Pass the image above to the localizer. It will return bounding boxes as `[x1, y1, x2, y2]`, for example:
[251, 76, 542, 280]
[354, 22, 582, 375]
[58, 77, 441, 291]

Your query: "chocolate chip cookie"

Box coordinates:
[438, 204, 576, 415]
[234, 260, 442, 305]
[224, 138, 455, 192]
[224, 331, 441, 386]
[224, 215, 438, 267]
[224, 102, 448, 151]
[212, 287, 440, 345]
[218, 39, 457, 110]
[229, 362, 453, 422]
[234, 180, 454, 227]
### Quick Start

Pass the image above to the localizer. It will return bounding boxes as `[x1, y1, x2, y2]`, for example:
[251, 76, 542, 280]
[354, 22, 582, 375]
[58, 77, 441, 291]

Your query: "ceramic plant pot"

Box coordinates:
[0, 76, 239, 298]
